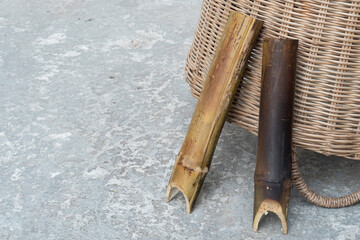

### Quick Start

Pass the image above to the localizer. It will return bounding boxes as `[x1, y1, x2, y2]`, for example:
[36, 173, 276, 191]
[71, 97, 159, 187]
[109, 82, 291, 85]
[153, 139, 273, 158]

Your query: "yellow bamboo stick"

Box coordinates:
[166, 12, 263, 214]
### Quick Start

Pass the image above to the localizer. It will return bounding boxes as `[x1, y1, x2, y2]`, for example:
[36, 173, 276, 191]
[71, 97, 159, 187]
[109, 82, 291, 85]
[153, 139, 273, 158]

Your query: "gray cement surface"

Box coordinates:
[1, 0, 359, 239]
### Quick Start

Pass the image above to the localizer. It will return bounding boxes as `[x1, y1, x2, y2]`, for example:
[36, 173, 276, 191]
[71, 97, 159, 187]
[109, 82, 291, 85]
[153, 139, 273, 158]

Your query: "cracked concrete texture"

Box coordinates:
[0, 0, 359, 239]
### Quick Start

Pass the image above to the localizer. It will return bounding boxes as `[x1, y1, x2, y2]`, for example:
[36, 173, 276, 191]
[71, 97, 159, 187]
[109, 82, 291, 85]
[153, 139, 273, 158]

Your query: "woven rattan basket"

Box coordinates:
[185, 0, 360, 206]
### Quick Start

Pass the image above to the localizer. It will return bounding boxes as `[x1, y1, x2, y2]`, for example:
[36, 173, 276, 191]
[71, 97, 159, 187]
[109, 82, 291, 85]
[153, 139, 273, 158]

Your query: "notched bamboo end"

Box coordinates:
[165, 163, 207, 214]
[253, 180, 291, 234]
[253, 198, 288, 234]
[165, 183, 192, 214]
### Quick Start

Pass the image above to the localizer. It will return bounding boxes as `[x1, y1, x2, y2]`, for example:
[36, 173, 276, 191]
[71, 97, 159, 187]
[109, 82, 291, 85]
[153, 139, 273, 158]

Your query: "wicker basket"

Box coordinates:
[185, 0, 360, 160]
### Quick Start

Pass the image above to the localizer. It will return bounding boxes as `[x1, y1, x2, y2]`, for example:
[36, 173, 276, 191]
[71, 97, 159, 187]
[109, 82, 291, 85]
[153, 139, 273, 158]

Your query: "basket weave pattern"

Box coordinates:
[185, 0, 360, 160]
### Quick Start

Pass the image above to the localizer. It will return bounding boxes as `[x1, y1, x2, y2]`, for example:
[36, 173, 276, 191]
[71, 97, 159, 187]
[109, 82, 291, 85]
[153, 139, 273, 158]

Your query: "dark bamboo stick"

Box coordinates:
[166, 12, 263, 214]
[253, 38, 298, 234]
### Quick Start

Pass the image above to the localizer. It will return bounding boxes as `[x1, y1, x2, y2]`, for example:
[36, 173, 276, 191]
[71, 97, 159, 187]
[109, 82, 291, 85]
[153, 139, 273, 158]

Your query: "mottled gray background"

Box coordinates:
[1, 0, 359, 239]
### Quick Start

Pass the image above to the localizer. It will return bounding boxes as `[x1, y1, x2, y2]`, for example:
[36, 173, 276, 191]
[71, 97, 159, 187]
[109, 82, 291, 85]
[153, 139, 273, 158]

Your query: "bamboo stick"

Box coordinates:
[165, 12, 263, 214]
[253, 38, 298, 234]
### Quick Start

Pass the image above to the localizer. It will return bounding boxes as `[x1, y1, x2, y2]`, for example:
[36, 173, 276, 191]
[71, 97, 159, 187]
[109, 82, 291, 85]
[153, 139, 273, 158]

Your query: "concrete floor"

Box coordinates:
[1, 0, 359, 239]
